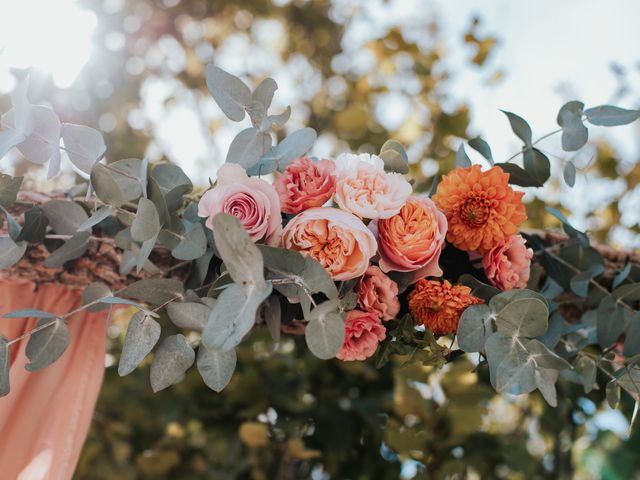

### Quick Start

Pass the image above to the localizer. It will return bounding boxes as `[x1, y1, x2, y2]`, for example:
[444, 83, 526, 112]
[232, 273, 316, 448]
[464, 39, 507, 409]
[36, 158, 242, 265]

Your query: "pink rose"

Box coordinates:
[281, 207, 377, 281]
[482, 234, 533, 290]
[357, 266, 400, 321]
[273, 156, 336, 214]
[198, 163, 282, 245]
[334, 153, 412, 219]
[336, 310, 386, 361]
[369, 196, 447, 283]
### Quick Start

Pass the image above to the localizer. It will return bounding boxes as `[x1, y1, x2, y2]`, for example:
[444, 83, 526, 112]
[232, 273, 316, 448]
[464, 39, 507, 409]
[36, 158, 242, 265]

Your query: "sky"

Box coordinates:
[0, 0, 639, 245]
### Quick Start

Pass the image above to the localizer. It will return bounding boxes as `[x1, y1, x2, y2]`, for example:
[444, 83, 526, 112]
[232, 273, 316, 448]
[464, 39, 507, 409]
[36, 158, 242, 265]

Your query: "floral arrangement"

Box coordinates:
[0, 67, 639, 417]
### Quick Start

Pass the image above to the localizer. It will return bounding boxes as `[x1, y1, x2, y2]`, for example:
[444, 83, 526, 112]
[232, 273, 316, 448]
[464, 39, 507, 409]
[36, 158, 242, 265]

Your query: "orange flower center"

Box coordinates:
[459, 195, 490, 228]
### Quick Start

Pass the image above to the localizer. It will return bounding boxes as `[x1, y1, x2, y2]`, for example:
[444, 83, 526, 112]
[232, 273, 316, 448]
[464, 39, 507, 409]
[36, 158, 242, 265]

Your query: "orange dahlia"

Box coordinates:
[432, 165, 527, 253]
[408, 279, 483, 335]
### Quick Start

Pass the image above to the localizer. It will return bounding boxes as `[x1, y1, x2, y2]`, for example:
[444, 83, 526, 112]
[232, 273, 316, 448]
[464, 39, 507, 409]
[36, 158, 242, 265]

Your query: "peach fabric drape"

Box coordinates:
[0, 279, 108, 480]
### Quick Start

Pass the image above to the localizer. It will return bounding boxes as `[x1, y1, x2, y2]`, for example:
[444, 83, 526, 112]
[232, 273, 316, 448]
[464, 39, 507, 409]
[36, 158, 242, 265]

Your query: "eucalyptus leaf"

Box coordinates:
[43, 231, 91, 268]
[131, 198, 160, 242]
[226, 127, 272, 168]
[264, 295, 281, 344]
[0, 336, 8, 397]
[0, 174, 23, 208]
[166, 302, 210, 331]
[17, 206, 48, 242]
[494, 297, 549, 338]
[455, 144, 472, 168]
[457, 304, 494, 353]
[90, 163, 125, 207]
[78, 206, 115, 232]
[0, 237, 27, 268]
[468, 137, 494, 164]
[305, 301, 345, 360]
[534, 367, 559, 407]
[197, 345, 236, 392]
[2, 309, 55, 319]
[172, 223, 207, 260]
[485, 332, 537, 395]
[25, 318, 69, 371]
[557, 101, 588, 151]
[14, 106, 62, 177]
[136, 232, 159, 273]
[272, 127, 317, 171]
[205, 65, 252, 122]
[501, 110, 533, 146]
[122, 278, 185, 305]
[495, 163, 542, 187]
[260, 106, 291, 132]
[584, 105, 640, 126]
[606, 380, 621, 408]
[42, 200, 89, 235]
[149, 334, 195, 392]
[82, 281, 112, 312]
[570, 271, 593, 297]
[563, 161, 577, 187]
[379, 139, 409, 174]
[524, 339, 571, 370]
[118, 311, 161, 376]
[523, 148, 550, 185]
[150, 163, 192, 213]
[623, 313, 640, 357]
[60, 123, 106, 173]
[613, 261, 631, 289]
[1, 205, 22, 240]
[597, 296, 625, 348]
[574, 355, 597, 393]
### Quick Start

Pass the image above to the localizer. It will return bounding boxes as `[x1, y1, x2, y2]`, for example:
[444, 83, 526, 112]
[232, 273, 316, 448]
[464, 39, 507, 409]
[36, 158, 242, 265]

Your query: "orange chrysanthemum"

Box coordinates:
[432, 165, 527, 253]
[408, 279, 483, 335]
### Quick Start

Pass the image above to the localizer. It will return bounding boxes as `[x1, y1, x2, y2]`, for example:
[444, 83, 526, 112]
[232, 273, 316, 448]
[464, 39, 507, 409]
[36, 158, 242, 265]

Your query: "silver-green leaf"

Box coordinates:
[149, 334, 195, 392]
[118, 311, 161, 376]
[197, 345, 236, 392]
[25, 318, 69, 371]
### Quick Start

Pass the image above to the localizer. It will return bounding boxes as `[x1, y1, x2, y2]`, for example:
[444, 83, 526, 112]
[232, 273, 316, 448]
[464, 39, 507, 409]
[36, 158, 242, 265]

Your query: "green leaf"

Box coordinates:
[457, 304, 494, 353]
[172, 223, 207, 260]
[259, 245, 338, 300]
[623, 312, 640, 357]
[60, 123, 106, 173]
[501, 110, 533, 146]
[2, 309, 54, 319]
[0, 336, 8, 397]
[82, 281, 112, 312]
[166, 301, 211, 331]
[455, 144, 472, 168]
[563, 161, 577, 187]
[584, 105, 640, 126]
[43, 231, 91, 268]
[211, 213, 265, 287]
[0, 237, 27, 268]
[226, 127, 272, 168]
[615, 366, 640, 398]
[574, 355, 597, 393]
[557, 101, 588, 151]
[90, 163, 125, 207]
[260, 106, 291, 132]
[249, 77, 277, 127]
[488, 289, 549, 313]
[523, 148, 550, 185]
[305, 300, 345, 360]
[597, 295, 626, 347]
[485, 332, 537, 395]
[272, 127, 317, 171]
[612, 283, 640, 302]
[570, 271, 593, 297]
[25, 318, 69, 371]
[108, 158, 146, 202]
[149, 334, 195, 392]
[264, 295, 281, 344]
[17, 206, 48, 242]
[205, 65, 251, 122]
[197, 345, 236, 392]
[42, 200, 89, 235]
[613, 261, 631, 289]
[122, 278, 185, 305]
[606, 379, 620, 408]
[0, 174, 23, 208]
[150, 163, 192, 213]
[118, 311, 161, 376]
[546, 207, 589, 246]
[0, 205, 21, 240]
[524, 339, 571, 370]
[202, 282, 273, 351]
[131, 198, 160, 242]
[534, 367, 558, 407]
[78, 206, 115, 232]
[468, 137, 494, 165]
[494, 297, 549, 338]
[379, 139, 409, 174]
[495, 163, 542, 187]
[135, 232, 158, 274]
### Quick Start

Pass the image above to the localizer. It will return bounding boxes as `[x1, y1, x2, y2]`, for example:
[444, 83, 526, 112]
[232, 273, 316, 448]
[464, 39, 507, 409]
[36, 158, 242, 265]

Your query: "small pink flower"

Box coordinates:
[336, 310, 386, 361]
[198, 163, 282, 245]
[334, 153, 412, 219]
[357, 266, 400, 321]
[482, 234, 533, 290]
[273, 156, 336, 214]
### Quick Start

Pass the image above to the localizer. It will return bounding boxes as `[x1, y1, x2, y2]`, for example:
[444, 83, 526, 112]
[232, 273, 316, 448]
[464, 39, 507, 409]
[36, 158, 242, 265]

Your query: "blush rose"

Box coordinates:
[482, 234, 533, 290]
[273, 156, 336, 214]
[336, 310, 386, 361]
[357, 266, 400, 321]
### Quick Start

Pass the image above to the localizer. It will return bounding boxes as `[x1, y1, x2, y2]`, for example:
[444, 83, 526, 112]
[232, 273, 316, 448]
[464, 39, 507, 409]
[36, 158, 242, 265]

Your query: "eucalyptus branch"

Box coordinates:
[0, 233, 115, 244]
[270, 277, 317, 308]
[504, 128, 563, 163]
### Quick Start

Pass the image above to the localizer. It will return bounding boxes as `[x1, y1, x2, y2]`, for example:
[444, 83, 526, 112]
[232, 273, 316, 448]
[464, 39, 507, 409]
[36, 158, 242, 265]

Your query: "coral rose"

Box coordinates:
[432, 165, 527, 253]
[336, 310, 386, 361]
[334, 153, 412, 219]
[357, 266, 401, 321]
[198, 163, 282, 245]
[273, 156, 336, 214]
[370, 196, 447, 283]
[408, 279, 483, 335]
[482, 234, 533, 290]
[281, 207, 377, 281]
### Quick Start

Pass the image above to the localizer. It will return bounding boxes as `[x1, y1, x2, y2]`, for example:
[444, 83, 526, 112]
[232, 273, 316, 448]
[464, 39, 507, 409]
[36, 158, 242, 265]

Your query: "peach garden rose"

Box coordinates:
[357, 266, 400, 321]
[370, 196, 448, 283]
[273, 156, 336, 214]
[482, 234, 533, 290]
[281, 207, 377, 281]
[198, 163, 282, 245]
[336, 310, 386, 361]
[334, 153, 412, 219]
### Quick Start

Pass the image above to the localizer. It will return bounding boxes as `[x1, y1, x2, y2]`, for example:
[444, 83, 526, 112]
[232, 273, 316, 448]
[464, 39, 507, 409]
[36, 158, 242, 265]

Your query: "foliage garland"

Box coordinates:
[0, 67, 639, 427]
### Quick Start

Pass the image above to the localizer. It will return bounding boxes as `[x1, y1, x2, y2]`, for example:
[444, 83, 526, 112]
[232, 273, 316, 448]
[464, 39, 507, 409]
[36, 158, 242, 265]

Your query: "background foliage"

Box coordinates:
[1, 0, 640, 478]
